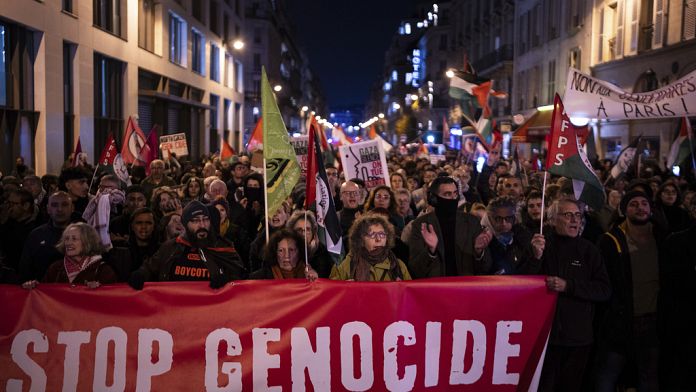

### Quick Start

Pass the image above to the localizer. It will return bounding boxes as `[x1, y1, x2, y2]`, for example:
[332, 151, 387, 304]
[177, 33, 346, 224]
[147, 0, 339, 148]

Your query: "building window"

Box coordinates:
[94, 0, 122, 36]
[569, 0, 584, 30]
[254, 28, 262, 44]
[224, 98, 231, 131]
[253, 53, 261, 71]
[0, 24, 7, 107]
[192, 1, 204, 22]
[235, 60, 243, 92]
[138, 0, 155, 52]
[192, 29, 205, 74]
[569, 47, 582, 69]
[210, 1, 220, 36]
[439, 34, 447, 50]
[64, 43, 75, 159]
[93, 53, 124, 155]
[547, 60, 556, 104]
[169, 12, 187, 65]
[210, 44, 220, 82]
[224, 13, 230, 42]
[210, 94, 219, 150]
[684, 0, 696, 40]
[63, 0, 75, 14]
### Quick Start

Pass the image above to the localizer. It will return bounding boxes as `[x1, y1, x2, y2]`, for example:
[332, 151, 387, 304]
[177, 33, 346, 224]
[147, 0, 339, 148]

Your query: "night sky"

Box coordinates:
[286, 0, 423, 109]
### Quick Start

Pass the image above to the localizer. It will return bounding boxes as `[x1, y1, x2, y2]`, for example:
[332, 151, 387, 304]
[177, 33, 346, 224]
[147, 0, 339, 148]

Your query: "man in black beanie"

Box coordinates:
[595, 190, 667, 391]
[128, 201, 246, 289]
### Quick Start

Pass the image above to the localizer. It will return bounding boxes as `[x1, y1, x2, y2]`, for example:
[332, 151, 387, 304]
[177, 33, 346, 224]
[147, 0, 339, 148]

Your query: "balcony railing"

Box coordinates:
[472, 44, 514, 71]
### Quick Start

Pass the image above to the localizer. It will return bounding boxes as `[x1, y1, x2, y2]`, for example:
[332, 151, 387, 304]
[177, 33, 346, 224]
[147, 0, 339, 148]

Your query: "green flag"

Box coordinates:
[261, 67, 300, 218]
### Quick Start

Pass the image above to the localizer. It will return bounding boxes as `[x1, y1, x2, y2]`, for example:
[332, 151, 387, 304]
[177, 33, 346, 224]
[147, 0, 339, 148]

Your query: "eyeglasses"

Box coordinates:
[365, 232, 387, 240]
[559, 211, 583, 220]
[493, 215, 515, 224]
[341, 191, 359, 197]
[375, 194, 391, 200]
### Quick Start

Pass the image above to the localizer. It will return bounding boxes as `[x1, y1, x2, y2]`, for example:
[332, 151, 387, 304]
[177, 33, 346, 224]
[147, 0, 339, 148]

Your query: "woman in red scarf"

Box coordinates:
[22, 222, 117, 288]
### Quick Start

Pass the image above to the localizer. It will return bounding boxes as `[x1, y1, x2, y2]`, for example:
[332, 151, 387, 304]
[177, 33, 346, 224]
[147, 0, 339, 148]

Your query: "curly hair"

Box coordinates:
[56, 222, 105, 256]
[262, 228, 306, 268]
[348, 213, 396, 254]
[486, 196, 518, 215]
[363, 185, 398, 214]
[287, 210, 317, 234]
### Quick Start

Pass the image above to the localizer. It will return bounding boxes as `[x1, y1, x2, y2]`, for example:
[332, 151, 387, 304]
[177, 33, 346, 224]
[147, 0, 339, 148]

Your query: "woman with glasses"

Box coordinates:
[330, 213, 411, 281]
[250, 229, 318, 280]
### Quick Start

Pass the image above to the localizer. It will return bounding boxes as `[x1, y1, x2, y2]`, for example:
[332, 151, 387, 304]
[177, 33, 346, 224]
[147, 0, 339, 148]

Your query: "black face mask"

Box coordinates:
[244, 187, 262, 202]
[434, 196, 458, 215]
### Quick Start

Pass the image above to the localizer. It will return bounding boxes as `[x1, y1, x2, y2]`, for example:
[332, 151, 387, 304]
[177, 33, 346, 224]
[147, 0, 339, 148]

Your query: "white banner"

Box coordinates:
[563, 67, 696, 120]
[339, 140, 390, 190]
[159, 133, 189, 159]
[290, 136, 309, 176]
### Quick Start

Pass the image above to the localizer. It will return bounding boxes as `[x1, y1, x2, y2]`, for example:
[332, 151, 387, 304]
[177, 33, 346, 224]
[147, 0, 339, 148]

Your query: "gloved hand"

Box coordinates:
[128, 270, 146, 290]
[209, 273, 229, 289]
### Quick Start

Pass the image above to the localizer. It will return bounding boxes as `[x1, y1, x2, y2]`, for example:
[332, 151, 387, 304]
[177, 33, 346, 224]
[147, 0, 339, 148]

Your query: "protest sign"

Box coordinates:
[290, 136, 309, 176]
[159, 133, 189, 159]
[1, 277, 555, 391]
[339, 139, 390, 190]
[563, 67, 696, 120]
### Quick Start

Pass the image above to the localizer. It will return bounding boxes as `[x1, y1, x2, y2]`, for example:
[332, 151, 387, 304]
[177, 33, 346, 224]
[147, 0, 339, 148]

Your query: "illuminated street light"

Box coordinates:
[232, 40, 245, 50]
[378, 113, 384, 118]
[393, 103, 401, 110]
[273, 85, 282, 92]
[445, 69, 455, 78]
[301, 106, 309, 112]
[410, 94, 419, 101]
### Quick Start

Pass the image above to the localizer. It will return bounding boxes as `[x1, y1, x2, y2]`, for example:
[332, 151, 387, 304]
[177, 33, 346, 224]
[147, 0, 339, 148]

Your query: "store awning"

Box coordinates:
[511, 109, 552, 143]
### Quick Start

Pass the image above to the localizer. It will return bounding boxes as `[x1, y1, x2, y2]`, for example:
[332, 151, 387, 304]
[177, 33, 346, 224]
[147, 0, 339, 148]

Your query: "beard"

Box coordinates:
[187, 227, 212, 247]
[627, 215, 650, 226]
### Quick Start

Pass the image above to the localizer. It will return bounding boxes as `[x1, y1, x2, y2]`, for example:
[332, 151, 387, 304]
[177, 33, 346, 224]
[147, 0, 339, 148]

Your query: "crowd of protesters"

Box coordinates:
[1, 145, 695, 392]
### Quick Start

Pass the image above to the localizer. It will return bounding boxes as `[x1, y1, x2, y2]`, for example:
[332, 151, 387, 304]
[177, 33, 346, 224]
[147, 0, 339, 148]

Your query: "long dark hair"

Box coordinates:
[363, 185, 398, 214]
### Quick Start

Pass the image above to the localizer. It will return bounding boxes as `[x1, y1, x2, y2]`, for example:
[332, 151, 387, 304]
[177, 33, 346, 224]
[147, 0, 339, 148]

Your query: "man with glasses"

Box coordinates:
[481, 196, 542, 275]
[538, 198, 610, 392]
[128, 200, 245, 290]
[338, 181, 362, 251]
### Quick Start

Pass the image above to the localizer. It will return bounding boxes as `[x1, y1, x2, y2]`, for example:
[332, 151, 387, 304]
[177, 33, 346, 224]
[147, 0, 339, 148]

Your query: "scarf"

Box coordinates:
[350, 246, 401, 282]
[271, 262, 307, 280]
[63, 255, 102, 283]
[481, 213, 514, 246]
[83, 189, 125, 249]
[220, 219, 230, 237]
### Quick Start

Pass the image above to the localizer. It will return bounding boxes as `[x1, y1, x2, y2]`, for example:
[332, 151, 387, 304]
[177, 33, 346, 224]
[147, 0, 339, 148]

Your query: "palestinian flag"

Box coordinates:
[546, 94, 605, 210]
[305, 122, 343, 256]
[449, 69, 508, 120]
[510, 145, 524, 180]
[667, 117, 694, 168]
[609, 135, 642, 179]
[221, 138, 236, 161]
[246, 117, 263, 152]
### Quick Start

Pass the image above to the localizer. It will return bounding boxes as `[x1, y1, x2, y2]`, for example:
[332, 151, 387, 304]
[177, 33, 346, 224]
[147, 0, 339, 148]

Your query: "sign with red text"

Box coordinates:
[159, 133, 189, 159]
[0, 277, 555, 391]
[290, 136, 309, 176]
[339, 139, 391, 190]
[563, 67, 696, 120]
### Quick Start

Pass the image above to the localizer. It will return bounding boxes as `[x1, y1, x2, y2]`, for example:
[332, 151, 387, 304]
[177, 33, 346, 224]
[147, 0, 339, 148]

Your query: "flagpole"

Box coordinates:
[263, 157, 270, 244]
[539, 171, 548, 235]
[88, 164, 100, 193]
[303, 209, 309, 276]
[687, 120, 696, 172]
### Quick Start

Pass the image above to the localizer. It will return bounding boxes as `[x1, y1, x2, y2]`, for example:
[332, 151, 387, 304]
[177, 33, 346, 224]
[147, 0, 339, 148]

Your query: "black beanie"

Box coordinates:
[619, 190, 650, 216]
[181, 200, 209, 226]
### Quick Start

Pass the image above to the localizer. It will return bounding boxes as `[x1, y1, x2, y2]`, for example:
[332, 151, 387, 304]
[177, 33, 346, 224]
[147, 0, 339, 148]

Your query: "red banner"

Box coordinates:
[1, 277, 555, 391]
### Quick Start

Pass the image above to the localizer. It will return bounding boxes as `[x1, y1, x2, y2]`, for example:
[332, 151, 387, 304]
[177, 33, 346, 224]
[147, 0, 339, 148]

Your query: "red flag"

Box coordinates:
[309, 115, 329, 151]
[305, 123, 319, 209]
[121, 116, 147, 164]
[98, 134, 118, 166]
[368, 124, 378, 140]
[221, 138, 236, 160]
[72, 138, 82, 167]
[246, 117, 263, 152]
[138, 127, 159, 175]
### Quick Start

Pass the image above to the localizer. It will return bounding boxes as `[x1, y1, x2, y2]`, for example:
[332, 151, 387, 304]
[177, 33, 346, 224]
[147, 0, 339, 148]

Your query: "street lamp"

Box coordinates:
[410, 94, 419, 101]
[232, 39, 245, 50]
[273, 84, 282, 92]
[301, 106, 309, 112]
[378, 113, 384, 118]
[445, 69, 455, 78]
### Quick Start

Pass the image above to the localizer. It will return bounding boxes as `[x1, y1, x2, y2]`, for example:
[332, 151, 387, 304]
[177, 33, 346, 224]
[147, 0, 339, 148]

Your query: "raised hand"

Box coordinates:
[474, 228, 493, 255]
[420, 223, 438, 254]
